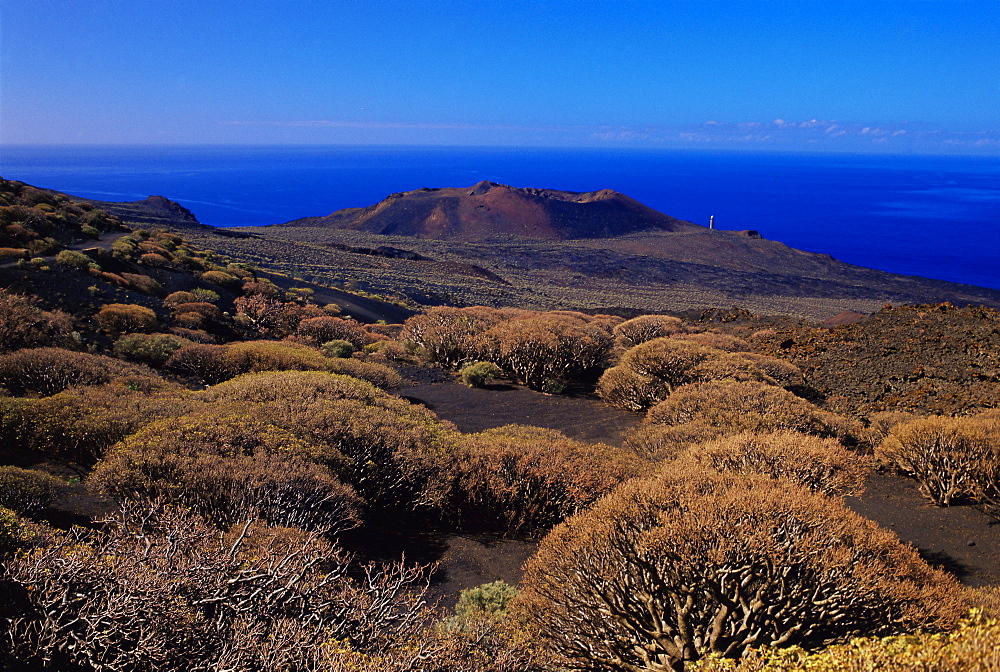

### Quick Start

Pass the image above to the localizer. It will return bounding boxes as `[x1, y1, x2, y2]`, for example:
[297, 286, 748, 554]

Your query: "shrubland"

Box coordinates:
[517, 468, 964, 671]
[1, 196, 998, 670]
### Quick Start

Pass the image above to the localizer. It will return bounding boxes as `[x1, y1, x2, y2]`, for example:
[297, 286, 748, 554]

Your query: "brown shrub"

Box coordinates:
[0, 347, 156, 396]
[164, 290, 198, 305]
[282, 398, 457, 513]
[598, 338, 779, 411]
[139, 252, 170, 267]
[91, 411, 360, 533]
[613, 314, 683, 348]
[672, 431, 868, 497]
[0, 289, 74, 352]
[200, 269, 242, 291]
[645, 380, 860, 443]
[164, 343, 239, 384]
[0, 247, 27, 260]
[450, 425, 637, 535]
[296, 315, 377, 348]
[94, 303, 159, 334]
[198, 371, 452, 514]
[400, 306, 507, 367]
[518, 469, 963, 670]
[0, 467, 66, 515]
[120, 272, 165, 296]
[234, 295, 325, 338]
[200, 369, 392, 408]
[624, 421, 726, 462]
[171, 301, 222, 321]
[4, 501, 436, 671]
[675, 331, 751, 352]
[878, 413, 1000, 506]
[0, 379, 192, 466]
[477, 312, 614, 392]
[173, 311, 205, 329]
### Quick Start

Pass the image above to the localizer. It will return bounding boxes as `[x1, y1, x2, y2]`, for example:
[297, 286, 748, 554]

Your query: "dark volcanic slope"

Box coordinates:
[81, 195, 207, 229]
[276, 181, 702, 240]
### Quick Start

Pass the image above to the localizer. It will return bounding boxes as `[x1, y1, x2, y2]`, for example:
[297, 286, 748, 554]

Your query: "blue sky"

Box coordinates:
[2, 0, 998, 153]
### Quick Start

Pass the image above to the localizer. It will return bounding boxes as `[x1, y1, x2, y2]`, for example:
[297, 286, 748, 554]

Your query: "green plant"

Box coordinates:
[459, 361, 503, 387]
[321, 339, 355, 358]
[54, 249, 96, 272]
[114, 333, 192, 366]
[455, 581, 518, 620]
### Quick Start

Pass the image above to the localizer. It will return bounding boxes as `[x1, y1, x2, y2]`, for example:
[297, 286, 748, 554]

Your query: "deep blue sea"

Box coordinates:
[1, 145, 998, 289]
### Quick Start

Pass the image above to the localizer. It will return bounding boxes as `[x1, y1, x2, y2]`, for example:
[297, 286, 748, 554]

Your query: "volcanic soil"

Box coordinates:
[396, 369, 1000, 596]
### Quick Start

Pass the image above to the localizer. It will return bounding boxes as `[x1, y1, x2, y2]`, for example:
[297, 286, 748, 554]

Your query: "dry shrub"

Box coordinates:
[691, 611, 1000, 671]
[199, 370, 455, 514]
[0, 289, 74, 352]
[0, 467, 66, 516]
[164, 343, 238, 384]
[169, 326, 216, 343]
[234, 294, 325, 338]
[624, 420, 726, 462]
[3, 501, 437, 672]
[518, 468, 964, 671]
[400, 305, 507, 367]
[613, 314, 683, 348]
[598, 338, 783, 411]
[200, 369, 392, 408]
[120, 272, 165, 296]
[174, 310, 205, 329]
[296, 315, 378, 348]
[736, 352, 803, 386]
[878, 412, 1000, 507]
[0, 247, 27, 260]
[645, 380, 859, 443]
[164, 290, 198, 305]
[171, 301, 222, 321]
[94, 302, 159, 334]
[362, 339, 410, 362]
[139, 252, 170, 267]
[477, 311, 614, 392]
[200, 269, 242, 291]
[280, 398, 457, 513]
[0, 347, 156, 396]
[322, 355, 402, 389]
[672, 431, 868, 497]
[92, 411, 360, 534]
[450, 425, 637, 535]
[0, 379, 192, 466]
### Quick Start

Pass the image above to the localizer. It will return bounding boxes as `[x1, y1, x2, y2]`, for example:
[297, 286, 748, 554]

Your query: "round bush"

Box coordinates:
[459, 361, 503, 387]
[518, 468, 963, 670]
[0, 466, 66, 515]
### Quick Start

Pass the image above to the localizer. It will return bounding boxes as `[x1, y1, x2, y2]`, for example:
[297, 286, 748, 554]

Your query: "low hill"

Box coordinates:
[275, 181, 702, 240]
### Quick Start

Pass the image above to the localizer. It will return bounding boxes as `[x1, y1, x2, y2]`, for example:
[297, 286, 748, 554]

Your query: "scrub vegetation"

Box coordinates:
[2, 179, 1000, 670]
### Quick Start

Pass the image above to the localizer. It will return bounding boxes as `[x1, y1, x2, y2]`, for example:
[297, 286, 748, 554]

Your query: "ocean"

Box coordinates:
[1, 145, 998, 289]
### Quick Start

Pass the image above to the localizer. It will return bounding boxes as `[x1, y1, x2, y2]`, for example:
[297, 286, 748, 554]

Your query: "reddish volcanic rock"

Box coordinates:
[275, 181, 701, 241]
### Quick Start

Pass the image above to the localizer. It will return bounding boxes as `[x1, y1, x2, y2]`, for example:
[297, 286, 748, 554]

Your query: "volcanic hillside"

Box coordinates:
[276, 181, 702, 240]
